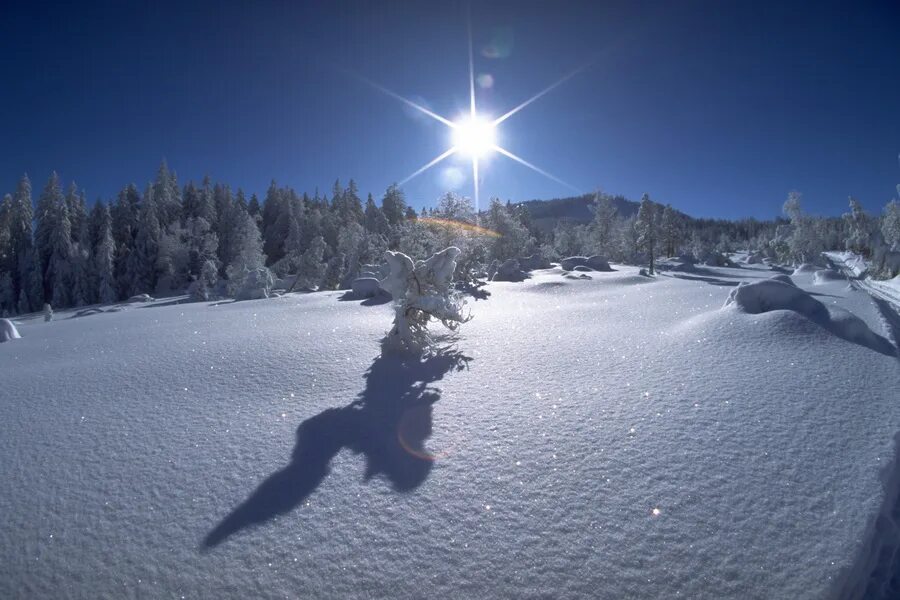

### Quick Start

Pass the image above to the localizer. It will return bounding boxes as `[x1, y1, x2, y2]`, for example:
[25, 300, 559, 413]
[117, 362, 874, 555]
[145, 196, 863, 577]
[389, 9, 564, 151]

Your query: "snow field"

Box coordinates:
[0, 262, 898, 599]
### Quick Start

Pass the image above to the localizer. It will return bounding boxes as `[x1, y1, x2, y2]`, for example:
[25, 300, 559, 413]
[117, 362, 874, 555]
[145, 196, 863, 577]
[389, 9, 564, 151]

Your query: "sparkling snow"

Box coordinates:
[1, 262, 898, 598]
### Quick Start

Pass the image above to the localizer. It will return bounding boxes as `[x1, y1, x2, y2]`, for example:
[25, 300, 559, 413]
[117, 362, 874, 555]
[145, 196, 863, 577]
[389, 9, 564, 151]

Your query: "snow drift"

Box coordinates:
[0, 318, 21, 342]
[725, 279, 895, 356]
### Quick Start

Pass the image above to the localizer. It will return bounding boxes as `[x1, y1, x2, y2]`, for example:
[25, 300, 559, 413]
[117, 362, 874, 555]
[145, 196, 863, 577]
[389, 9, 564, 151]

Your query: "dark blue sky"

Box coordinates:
[2, 0, 899, 219]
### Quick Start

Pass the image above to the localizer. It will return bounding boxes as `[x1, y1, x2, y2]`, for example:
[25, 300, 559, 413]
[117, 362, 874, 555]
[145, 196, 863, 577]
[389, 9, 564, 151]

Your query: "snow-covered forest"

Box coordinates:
[1, 161, 899, 315]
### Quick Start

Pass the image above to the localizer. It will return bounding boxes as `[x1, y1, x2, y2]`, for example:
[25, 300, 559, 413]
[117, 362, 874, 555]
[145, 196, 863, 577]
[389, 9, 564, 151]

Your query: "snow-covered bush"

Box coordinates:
[0, 318, 21, 342]
[234, 267, 274, 301]
[380, 247, 471, 354]
[189, 260, 219, 301]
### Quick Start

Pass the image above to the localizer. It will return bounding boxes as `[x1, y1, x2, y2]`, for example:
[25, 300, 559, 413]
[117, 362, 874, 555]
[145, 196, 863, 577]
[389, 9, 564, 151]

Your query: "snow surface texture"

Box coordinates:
[0, 318, 21, 342]
[1, 260, 899, 598]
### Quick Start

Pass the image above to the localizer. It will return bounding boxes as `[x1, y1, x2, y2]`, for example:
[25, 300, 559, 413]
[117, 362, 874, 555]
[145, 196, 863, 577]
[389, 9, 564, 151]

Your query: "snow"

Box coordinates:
[1, 261, 899, 598]
[0, 318, 21, 342]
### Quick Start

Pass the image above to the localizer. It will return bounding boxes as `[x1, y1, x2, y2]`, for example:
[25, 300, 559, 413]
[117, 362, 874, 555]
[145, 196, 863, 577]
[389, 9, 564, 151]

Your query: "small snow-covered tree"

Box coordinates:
[844, 196, 872, 257]
[189, 259, 219, 301]
[322, 253, 346, 290]
[380, 246, 471, 354]
[226, 212, 267, 296]
[292, 235, 327, 290]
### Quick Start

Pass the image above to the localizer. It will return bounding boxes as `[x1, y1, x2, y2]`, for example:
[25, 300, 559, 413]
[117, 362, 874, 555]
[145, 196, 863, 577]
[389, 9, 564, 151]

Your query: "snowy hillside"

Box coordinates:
[1, 261, 899, 599]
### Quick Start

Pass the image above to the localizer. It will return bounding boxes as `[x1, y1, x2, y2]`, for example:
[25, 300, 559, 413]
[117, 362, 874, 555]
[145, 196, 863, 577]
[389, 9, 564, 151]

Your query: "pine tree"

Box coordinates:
[382, 184, 407, 227]
[127, 186, 161, 295]
[635, 193, 657, 274]
[659, 204, 680, 258]
[294, 235, 327, 290]
[226, 212, 267, 295]
[882, 197, 900, 251]
[589, 193, 618, 256]
[364, 193, 389, 235]
[10, 175, 36, 309]
[94, 204, 117, 304]
[843, 196, 872, 257]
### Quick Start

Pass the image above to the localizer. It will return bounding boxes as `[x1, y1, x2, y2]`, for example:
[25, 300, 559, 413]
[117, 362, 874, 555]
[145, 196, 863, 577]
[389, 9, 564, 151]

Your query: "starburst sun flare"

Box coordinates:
[358, 13, 585, 214]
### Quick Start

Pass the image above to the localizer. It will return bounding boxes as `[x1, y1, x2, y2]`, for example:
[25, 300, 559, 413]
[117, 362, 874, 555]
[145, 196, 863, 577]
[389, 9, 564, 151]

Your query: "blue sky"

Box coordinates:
[1, 0, 899, 219]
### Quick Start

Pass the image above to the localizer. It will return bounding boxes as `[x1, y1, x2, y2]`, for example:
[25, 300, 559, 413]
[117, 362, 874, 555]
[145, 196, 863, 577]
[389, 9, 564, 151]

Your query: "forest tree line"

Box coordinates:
[1, 161, 899, 315]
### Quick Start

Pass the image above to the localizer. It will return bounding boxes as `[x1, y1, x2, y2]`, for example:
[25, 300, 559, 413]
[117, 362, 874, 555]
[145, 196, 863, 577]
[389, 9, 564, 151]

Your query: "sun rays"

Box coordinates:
[357, 10, 584, 213]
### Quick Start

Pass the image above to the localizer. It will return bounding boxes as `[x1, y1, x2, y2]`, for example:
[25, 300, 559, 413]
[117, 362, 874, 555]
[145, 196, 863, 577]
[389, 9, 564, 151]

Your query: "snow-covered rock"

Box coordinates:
[0, 318, 21, 342]
[127, 293, 153, 303]
[491, 259, 527, 282]
[560, 255, 613, 272]
[351, 277, 381, 298]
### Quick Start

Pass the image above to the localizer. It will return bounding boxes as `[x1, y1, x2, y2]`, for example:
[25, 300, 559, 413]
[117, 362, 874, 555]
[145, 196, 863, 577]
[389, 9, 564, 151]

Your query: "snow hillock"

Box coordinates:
[725, 279, 896, 356]
[0, 318, 21, 342]
[813, 269, 845, 284]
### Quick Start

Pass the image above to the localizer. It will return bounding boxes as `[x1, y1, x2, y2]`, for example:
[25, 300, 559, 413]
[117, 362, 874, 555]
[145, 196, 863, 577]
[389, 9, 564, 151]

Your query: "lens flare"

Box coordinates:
[418, 217, 501, 237]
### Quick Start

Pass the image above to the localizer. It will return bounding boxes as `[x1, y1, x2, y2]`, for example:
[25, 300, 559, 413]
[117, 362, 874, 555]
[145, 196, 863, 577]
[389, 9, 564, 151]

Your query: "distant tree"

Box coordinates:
[843, 196, 872, 257]
[634, 193, 658, 274]
[882, 197, 900, 251]
[364, 193, 389, 236]
[227, 212, 267, 293]
[589, 192, 618, 256]
[382, 184, 408, 227]
[659, 204, 680, 258]
[94, 204, 117, 304]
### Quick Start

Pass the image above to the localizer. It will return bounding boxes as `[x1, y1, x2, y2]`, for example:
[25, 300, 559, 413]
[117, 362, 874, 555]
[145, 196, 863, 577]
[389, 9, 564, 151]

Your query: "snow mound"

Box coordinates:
[563, 273, 592, 280]
[127, 294, 153, 303]
[813, 269, 845, 284]
[725, 280, 895, 356]
[0, 318, 21, 342]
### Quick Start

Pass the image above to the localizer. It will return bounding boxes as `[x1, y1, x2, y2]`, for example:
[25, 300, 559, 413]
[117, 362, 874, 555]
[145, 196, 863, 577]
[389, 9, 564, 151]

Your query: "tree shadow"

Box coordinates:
[202, 345, 471, 549]
[337, 291, 392, 306]
[662, 273, 740, 287]
[871, 296, 900, 358]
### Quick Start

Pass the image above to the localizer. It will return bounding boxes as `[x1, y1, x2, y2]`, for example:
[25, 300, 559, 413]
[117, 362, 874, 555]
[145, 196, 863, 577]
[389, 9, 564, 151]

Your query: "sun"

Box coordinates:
[356, 12, 585, 212]
[452, 116, 496, 158]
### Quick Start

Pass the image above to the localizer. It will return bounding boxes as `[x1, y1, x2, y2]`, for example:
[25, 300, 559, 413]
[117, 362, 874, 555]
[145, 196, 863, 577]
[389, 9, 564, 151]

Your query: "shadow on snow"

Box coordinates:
[202, 345, 471, 549]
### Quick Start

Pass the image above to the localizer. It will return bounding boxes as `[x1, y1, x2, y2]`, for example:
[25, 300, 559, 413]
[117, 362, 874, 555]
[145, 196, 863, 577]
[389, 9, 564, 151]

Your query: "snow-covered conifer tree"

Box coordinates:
[635, 193, 658, 274]
[94, 204, 117, 304]
[380, 246, 471, 354]
[226, 212, 268, 297]
[843, 196, 872, 257]
[882, 195, 900, 251]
